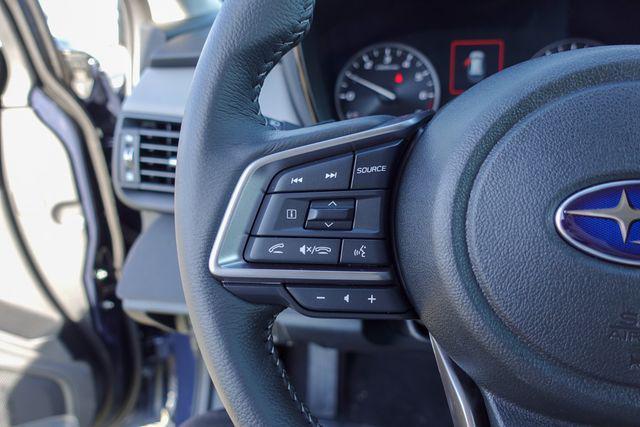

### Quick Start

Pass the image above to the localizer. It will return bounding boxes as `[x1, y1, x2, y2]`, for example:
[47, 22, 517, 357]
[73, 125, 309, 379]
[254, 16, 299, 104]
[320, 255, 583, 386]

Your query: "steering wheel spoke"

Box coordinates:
[210, 112, 430, 319]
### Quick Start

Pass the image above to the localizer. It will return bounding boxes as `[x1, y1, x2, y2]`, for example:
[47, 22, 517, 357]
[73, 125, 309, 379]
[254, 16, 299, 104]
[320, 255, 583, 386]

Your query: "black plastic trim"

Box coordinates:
[224, 283, 415, 319]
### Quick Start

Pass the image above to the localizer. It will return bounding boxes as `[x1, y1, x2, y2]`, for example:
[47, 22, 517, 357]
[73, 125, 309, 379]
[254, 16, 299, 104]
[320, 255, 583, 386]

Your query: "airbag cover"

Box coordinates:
[396, 46, 640, 424]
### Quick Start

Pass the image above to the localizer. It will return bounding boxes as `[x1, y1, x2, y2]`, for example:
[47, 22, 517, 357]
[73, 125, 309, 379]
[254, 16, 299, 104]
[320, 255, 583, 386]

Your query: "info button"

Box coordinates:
[351, 141, 403, 189]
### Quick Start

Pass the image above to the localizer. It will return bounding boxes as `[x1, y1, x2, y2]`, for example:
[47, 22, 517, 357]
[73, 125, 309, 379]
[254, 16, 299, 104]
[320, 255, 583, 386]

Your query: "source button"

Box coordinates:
[351, 141, 403, 189]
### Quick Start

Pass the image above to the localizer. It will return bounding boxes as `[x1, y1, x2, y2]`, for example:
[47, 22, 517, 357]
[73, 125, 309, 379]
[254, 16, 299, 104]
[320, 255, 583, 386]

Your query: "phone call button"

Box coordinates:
[244, 237, 340, 265]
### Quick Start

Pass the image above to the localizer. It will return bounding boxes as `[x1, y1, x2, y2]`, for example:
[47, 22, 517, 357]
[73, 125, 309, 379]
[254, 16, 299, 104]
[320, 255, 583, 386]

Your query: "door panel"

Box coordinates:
[1, 106, 90, 323]
[0, 2, 121, 426]
[1, 0, 144, 424]
[0, 128, 95, 425]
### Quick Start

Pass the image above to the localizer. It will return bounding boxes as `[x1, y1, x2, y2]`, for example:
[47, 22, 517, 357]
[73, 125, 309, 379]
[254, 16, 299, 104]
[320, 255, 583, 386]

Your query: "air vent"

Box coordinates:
[118, 117, 181, 193]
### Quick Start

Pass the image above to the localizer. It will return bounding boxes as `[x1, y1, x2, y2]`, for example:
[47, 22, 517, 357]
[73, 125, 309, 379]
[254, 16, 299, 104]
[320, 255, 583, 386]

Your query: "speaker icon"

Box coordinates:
[343, 294, 350, 303]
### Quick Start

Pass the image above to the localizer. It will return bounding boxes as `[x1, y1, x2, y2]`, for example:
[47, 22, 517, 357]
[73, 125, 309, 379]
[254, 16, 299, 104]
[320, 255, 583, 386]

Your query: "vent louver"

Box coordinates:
[119, 117, 181, 193]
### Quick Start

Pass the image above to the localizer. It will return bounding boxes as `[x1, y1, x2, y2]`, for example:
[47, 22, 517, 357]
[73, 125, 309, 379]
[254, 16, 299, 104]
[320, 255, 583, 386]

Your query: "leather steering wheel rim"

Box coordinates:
[175, 1, 390, 425]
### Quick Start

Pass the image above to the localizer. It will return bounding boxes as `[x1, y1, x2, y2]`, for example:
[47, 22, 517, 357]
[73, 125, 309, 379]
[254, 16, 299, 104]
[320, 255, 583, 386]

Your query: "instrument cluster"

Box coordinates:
[334, 37, 596, 119]
[303, 0, 640, 121]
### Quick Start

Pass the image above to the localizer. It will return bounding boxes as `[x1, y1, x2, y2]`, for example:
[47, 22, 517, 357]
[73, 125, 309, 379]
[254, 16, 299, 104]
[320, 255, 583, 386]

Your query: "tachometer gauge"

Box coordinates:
[334, 43, 441, 120]
[533, 38, 603, 58]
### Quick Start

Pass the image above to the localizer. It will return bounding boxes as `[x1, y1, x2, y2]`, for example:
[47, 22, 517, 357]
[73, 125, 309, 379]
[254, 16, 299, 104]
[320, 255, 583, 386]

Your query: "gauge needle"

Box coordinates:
[345, 71, 397, 101]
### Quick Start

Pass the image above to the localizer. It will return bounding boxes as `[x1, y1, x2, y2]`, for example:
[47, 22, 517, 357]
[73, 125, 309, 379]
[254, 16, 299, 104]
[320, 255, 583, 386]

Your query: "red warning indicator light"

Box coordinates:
[394, 72, 404, 84]
[449, 39, 504, 95]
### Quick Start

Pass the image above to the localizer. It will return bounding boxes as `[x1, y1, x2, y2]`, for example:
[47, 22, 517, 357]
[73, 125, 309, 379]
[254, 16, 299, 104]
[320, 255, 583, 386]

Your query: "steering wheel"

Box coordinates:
[175, 0, 640, 425]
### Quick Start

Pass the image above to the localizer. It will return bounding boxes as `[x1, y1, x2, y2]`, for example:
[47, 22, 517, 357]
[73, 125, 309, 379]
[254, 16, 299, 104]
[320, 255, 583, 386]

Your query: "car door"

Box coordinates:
[0, 2, 139, 426]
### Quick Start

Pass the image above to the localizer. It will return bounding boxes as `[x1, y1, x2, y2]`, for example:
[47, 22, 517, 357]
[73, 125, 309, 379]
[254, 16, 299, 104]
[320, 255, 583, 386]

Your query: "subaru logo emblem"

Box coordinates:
[555, 180, 640, 266]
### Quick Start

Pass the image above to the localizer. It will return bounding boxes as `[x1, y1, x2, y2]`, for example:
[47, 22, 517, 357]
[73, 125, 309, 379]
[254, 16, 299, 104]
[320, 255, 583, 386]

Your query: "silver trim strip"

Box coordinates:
[292, 45, 319, 124]
[209, 113, 429, 283]
[555, 179, 640, 267]
[431, 335, 477, 427]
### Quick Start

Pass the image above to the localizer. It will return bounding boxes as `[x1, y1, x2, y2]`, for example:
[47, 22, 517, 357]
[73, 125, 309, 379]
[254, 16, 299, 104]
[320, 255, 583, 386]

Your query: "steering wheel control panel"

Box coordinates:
[209, 113, 430, 318]
[247, 189, 388, 265]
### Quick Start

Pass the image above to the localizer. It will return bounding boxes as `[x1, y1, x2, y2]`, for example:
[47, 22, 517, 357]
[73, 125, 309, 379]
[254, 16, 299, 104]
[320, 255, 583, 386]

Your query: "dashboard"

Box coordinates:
[113, 0, 640, 324]
[303, 0, 640, 121]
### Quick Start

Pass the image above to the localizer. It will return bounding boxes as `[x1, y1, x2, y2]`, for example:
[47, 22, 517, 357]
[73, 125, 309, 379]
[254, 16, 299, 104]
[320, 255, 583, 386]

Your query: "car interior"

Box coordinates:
[1, 0, 640, 426]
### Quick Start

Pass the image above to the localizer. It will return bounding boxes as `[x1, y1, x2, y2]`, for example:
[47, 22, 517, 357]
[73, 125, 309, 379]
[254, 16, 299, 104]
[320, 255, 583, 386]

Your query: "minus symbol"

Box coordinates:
[316, 296, 326, 300]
